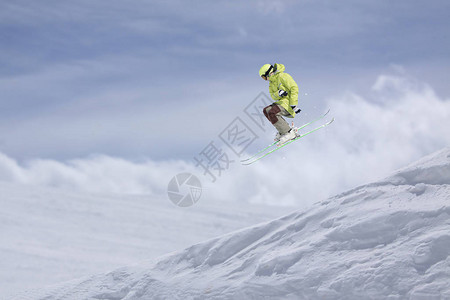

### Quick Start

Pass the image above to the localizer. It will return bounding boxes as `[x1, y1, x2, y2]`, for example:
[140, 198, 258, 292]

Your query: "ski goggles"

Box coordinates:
[261, 65, 274, 79]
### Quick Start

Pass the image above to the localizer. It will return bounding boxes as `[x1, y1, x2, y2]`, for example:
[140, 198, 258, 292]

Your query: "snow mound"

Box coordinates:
[386, 147, 450, 186]
[0, 182, 290, 297]
[13, 148, 450, 299]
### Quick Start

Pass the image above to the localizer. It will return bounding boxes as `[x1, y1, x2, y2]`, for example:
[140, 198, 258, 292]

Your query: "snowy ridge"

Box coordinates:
[0, 182, 290, 297]
[13, 148, 450, 300]
[387, 147, 450, 186]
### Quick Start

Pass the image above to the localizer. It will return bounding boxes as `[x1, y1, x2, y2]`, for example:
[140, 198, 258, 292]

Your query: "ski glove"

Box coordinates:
[278, 89, 288, 97]
[291, 106, 301, 114]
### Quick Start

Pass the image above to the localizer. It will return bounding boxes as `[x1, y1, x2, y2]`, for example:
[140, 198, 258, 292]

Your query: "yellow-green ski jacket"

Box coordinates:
[268, 63, 299, 117]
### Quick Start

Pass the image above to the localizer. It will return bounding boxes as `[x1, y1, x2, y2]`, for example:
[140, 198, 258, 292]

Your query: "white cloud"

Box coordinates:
[2, 0, 450, 163]
[199, 72, 450, 206]
[1, 73, 448, 209]
[0, 153, 193, 195]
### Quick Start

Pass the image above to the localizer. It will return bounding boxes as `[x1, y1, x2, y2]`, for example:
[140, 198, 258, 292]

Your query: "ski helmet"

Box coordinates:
[259, 64, 274, 78]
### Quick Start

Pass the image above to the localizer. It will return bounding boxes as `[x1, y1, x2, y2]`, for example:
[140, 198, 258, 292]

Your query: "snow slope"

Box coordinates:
[0, 183, 291, 298]
[12, 147, 450, 299]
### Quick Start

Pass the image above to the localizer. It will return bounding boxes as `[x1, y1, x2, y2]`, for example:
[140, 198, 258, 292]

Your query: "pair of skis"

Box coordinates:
[241, 109, 334, 165]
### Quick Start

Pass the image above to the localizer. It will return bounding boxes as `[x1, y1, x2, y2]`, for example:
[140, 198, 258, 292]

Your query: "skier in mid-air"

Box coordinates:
[259, 63, 301, 145]
[241, 65, 332, 164]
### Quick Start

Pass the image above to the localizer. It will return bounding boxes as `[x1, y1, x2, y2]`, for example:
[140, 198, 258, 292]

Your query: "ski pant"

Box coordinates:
[263, 104, 291, 135]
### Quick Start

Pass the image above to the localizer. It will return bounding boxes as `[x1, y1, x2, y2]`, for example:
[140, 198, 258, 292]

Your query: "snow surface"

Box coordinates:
[0, 183, 291, 298]
[10, 147, 450, 299]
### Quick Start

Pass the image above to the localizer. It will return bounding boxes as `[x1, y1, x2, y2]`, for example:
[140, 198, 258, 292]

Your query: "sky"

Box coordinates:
[1, 0, 450, 206]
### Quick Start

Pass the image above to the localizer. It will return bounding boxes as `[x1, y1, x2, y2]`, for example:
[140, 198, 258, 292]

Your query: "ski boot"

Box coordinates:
[274, 132, 281, 142]
[277, 128, 297, 146]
